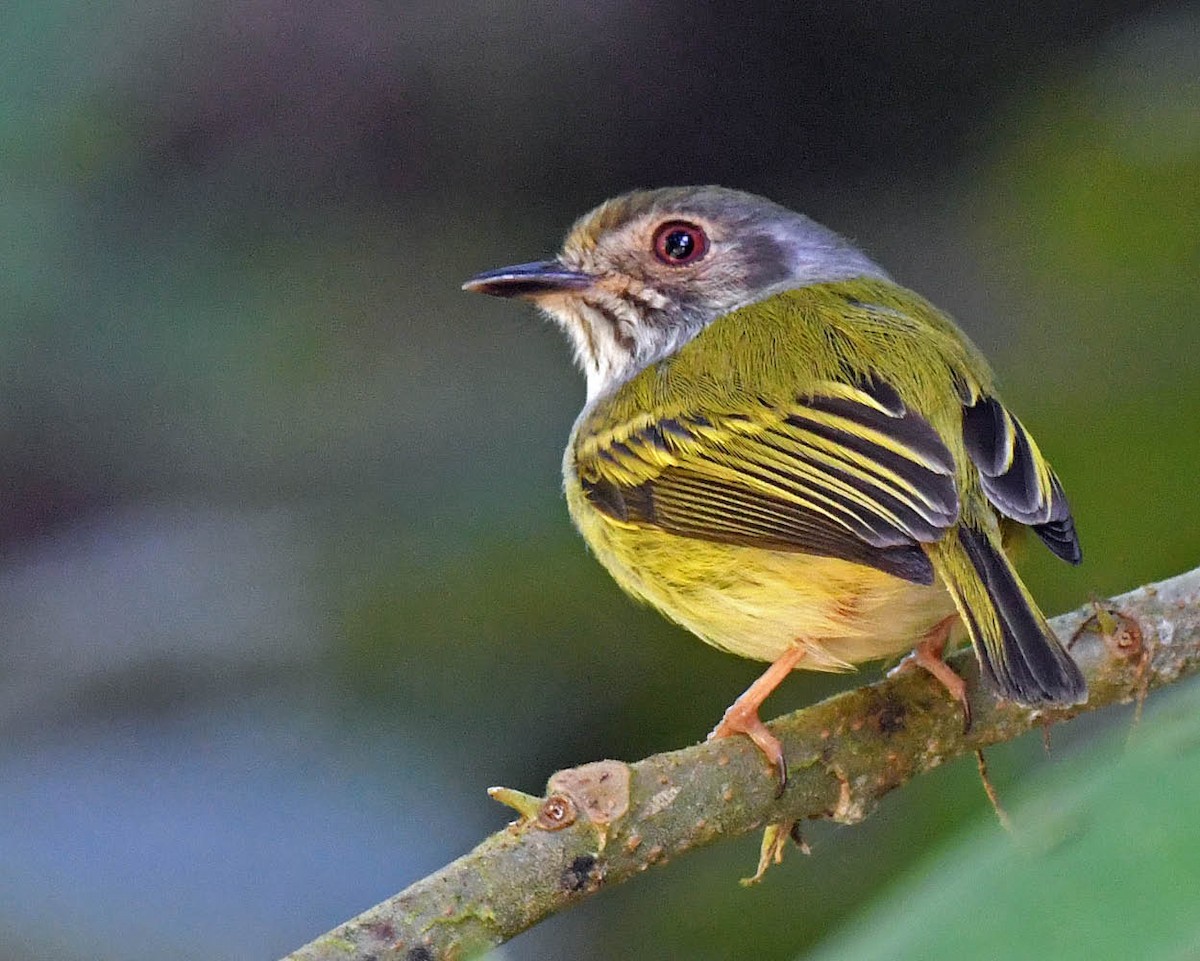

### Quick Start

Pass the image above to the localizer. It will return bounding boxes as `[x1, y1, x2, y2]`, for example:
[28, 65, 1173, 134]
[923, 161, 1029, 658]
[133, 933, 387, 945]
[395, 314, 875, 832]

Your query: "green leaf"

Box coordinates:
[807, 683, 1200, 961]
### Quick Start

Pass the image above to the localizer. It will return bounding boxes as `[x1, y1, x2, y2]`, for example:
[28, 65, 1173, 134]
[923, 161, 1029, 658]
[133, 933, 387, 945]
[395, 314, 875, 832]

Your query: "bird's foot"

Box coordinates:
[889, 616, 971, 732]
[709, 644, 807, 797]
[709, 703, 788, 797]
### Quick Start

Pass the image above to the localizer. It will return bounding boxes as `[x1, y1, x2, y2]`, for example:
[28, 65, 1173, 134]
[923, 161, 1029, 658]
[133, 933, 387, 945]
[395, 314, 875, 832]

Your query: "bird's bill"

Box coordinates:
[462, 260, 593, 299]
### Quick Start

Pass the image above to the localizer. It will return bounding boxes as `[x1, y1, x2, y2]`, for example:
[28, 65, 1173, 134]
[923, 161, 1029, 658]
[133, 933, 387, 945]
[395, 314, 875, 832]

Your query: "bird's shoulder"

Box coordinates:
[574, 278, 993, 452]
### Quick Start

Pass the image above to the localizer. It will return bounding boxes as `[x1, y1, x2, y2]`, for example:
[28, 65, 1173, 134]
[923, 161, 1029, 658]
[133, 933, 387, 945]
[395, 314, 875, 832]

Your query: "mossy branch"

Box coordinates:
[282, 567, 1200, 961]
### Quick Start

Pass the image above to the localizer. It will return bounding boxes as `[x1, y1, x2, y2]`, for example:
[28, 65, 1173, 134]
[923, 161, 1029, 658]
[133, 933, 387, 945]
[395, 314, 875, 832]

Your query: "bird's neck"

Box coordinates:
[540, 295, 703, 402]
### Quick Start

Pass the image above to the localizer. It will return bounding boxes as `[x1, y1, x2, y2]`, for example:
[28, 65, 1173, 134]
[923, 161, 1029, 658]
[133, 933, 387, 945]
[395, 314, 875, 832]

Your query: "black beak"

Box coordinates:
[462, 260, 593, 298]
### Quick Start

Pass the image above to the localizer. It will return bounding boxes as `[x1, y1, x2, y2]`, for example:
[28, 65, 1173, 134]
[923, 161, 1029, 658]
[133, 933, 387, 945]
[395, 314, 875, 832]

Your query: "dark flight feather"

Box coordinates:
[961, 394, 1082, 564]
[957, 526, 1087, 704]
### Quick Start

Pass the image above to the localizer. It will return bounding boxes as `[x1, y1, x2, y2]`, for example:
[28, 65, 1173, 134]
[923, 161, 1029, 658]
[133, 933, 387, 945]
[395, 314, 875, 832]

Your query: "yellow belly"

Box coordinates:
[567, 483, 956, 672]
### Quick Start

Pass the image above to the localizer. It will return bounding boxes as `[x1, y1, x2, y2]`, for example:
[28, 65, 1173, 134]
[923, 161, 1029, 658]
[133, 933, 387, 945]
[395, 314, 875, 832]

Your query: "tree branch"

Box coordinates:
[282, 567, 1200, 961]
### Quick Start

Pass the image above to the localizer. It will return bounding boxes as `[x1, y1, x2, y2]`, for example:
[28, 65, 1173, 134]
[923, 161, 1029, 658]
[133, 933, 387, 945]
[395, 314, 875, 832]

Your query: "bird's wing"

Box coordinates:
[573, 373, 960, 585]
[956, 385, 1081, 564]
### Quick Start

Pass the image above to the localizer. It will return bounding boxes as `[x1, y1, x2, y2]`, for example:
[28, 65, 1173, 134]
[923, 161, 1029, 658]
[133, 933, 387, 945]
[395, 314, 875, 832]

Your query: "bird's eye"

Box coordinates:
[652, 221, 708, 266]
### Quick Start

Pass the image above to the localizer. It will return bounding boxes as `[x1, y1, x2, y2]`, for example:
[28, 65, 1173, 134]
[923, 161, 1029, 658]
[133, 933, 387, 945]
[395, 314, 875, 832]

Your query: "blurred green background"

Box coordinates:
[1, 3, 1197, 960]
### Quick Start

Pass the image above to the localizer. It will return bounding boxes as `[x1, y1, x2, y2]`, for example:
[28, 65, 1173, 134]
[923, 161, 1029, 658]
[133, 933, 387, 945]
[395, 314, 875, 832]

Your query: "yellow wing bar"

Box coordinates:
[575, 375, 960, 585]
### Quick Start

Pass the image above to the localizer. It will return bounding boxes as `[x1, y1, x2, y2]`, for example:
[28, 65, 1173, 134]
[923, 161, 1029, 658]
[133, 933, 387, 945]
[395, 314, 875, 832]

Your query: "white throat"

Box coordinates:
[538, 288, 699, 402]
[539, 298, 638, 401]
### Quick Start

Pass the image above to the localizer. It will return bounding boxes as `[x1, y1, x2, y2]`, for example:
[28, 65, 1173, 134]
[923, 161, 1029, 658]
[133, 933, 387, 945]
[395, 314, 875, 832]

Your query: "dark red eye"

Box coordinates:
[652, 221, 708, 266]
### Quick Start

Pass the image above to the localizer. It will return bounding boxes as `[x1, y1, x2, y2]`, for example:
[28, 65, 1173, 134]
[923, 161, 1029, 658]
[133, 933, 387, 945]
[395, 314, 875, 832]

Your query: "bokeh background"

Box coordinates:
[2, 3, 1199, 959]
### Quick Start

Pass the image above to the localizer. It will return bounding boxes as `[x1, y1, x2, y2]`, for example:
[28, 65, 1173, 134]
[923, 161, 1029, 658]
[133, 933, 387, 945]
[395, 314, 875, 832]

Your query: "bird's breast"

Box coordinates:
[563, 458, 956, 669]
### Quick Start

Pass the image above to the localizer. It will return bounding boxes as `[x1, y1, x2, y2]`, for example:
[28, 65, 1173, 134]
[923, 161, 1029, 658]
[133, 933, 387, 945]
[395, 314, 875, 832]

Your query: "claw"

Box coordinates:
[708, 645, 806, 794]
[710, 701, 789, 794]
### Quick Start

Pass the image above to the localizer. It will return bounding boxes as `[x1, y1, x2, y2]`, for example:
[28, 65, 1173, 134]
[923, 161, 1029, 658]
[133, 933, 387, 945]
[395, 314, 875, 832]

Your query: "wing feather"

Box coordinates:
[574, 374, 961, 585]
[960, 393, 1082, 564]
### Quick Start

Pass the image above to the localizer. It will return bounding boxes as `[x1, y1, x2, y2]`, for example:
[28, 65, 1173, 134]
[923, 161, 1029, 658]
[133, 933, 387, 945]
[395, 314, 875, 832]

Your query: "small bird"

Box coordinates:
[464, 186, 1085, 790]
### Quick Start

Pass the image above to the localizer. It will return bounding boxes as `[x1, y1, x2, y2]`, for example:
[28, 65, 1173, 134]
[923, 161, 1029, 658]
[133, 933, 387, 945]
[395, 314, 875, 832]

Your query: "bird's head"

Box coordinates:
[464, 186, 887, 399]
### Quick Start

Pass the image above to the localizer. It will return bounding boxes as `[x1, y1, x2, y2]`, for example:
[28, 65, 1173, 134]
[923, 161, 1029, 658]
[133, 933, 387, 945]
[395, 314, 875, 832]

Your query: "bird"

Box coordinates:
[463, 186, 1085, 792]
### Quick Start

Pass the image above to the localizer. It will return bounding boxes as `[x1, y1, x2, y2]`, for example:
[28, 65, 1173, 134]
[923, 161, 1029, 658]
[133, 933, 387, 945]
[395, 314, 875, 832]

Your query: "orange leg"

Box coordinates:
[709, 645, 806, 796]
[891, 615, 971, 732]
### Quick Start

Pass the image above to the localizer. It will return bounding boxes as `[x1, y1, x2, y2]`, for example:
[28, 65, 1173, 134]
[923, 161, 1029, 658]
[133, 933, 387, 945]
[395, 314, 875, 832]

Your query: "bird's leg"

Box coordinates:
[709, 645, 806, 796]
[890, 615, 971, 732]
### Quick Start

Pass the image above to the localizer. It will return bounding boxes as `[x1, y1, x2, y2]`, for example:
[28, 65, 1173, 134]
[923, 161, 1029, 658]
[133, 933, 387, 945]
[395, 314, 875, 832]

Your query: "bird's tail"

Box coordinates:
[937, 527, 1086, 705]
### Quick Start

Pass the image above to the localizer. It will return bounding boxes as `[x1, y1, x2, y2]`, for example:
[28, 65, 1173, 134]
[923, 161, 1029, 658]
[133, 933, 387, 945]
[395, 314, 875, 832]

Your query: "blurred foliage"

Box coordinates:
[808, 679, 1200, 961]
[976, 18, 1200, 613]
